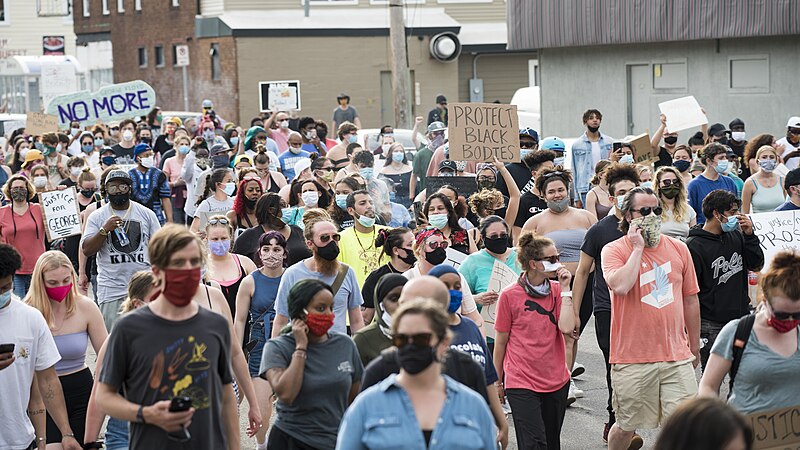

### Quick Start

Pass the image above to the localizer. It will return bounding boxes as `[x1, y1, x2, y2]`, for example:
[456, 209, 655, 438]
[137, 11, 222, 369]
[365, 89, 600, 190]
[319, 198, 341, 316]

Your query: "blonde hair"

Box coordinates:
[654, 166, 690, 223]
[120, 271, 156, 314]
[517, 231, 556, 271]
[24, 251, 79, 328]
[205, 214, 234, 238]
[755, 145, 778, 160]
[30, 165, 49, 179]
[468, 189, 503, 217]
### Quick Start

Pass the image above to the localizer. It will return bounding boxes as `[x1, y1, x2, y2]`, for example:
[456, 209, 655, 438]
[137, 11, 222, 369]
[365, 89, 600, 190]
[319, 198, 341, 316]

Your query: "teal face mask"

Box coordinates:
[721, 214, 739, 233]
[0, 290, 11, 309]
[335, 194, 348, 209]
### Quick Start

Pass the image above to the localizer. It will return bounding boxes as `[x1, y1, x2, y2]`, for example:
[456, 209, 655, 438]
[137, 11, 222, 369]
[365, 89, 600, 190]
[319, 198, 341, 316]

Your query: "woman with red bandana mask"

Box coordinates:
[698, 250, 800, 414]
[262, 278, 364, 450]
[25, 250, 108, 448]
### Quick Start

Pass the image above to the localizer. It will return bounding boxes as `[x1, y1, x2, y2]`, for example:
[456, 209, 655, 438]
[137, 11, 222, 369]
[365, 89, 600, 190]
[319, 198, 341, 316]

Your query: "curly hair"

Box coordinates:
[468, 189, 504, 218]
[605, 163, 641, 196]
[535, 167, 573, 194]
[0, 244, 22, 279]
[743, 134, 775, 167]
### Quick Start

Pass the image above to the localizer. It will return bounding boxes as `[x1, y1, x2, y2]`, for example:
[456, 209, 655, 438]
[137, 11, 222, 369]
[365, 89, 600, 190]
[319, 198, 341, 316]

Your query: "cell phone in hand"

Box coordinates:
[612, 142, 623, 151]
[169, 396, 192, 412]
[0, 343, 14, 354]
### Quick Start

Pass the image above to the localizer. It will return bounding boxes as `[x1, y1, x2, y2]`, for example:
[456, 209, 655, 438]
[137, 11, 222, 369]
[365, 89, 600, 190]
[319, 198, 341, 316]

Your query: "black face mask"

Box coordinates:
[396, 343, 437, 374]
[398, 249, 417, 266]
[587, 125, 599, 133]
[315, 241, 340, 261]
[139, 137, 152, 145]
[663, 136, 678, 145]
[424, 247, 447, 265]
[80, 189, 96, 199]
[108, 192, 129, 207]
[477, 180, 495, 191]
[714, 136, 729, 146]
[483, 236, 508, 254]
[244, 197, 257, 210]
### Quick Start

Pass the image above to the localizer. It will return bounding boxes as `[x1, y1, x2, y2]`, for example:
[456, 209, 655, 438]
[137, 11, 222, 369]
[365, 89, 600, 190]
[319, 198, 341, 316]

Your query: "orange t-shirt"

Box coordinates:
[601, 235, 699, 364]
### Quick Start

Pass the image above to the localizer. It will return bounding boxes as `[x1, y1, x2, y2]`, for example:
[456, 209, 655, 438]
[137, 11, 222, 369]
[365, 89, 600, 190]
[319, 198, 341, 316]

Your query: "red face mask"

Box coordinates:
[304, 310, 335, 336]
[767, 317, 800, 333]
[158, 268, 201, 307]
[45, 284, 72, 303]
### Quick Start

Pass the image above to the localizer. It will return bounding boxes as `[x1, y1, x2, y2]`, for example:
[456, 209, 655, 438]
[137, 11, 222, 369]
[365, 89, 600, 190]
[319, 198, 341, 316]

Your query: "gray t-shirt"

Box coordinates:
[260, 333, 363, 449]
[100, 306, 233, 450]
[275, 260, 363, 334]
[81, 202, 161, 304]
[332, 105, 358, 126]
[711, 317, 800, 414]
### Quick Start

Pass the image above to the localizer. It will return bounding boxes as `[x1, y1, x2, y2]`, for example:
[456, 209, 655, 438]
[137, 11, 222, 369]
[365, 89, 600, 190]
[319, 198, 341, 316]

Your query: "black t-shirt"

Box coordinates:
[514, 191, 547, 228]
[580, 214, 623, 313]
[153, 134, 173, 156]
[654, 146, 673, 169]
[59, 178, 76, 188]
[361, 348, 488, 403]
[111, 143, 135, 164]
[233, 225, 311, 267]
[495, 162, 532, 198]
[361, 263, 399, 309]
[99, 306, 233, 450]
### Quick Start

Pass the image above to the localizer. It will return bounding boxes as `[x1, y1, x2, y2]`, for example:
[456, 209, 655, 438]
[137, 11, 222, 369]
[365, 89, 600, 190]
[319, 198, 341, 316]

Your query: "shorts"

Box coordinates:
[46, 367, 93, 444]
[247, 320, 271, 377]
[611, 359, 697, 431]
[99, 297, 126, 332]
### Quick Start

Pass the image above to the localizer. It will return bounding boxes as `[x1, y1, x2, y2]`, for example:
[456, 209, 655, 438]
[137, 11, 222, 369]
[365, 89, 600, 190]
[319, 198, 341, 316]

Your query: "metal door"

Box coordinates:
[626, 64, 650, 135]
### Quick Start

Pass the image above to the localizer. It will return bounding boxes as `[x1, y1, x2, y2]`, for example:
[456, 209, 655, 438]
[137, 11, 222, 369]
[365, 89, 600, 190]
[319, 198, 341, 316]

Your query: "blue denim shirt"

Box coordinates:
[570, 132, 614, 198]
[336, 374, 496, 450]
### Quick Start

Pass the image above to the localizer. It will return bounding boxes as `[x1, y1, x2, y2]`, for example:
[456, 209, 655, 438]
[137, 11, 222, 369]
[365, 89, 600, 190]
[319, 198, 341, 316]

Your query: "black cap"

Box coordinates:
[438, 159, 457, 173]
[105, 170, 132, 186]
[708, 123, 728, 137]
[209, 143, 227, 156]
[785, 168, 800, 190]
[435, 94, 447, 104]
[729, 118, 745, 130]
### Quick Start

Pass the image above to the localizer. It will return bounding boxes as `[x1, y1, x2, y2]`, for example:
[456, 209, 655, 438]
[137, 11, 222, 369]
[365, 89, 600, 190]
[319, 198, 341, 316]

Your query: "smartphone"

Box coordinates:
[0, 343, 14, 354]
[169, 396, 192, 412]
[612, 142, 623, 151]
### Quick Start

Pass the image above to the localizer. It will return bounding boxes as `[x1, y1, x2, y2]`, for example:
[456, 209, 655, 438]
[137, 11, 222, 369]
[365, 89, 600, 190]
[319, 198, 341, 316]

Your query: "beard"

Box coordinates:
[313, 251, 339, 275]
[587, 125, 599, 133]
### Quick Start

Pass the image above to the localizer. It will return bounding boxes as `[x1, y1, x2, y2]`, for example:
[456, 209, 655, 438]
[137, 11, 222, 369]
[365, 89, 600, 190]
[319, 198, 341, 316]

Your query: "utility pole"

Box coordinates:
[389, 0, 411, 129]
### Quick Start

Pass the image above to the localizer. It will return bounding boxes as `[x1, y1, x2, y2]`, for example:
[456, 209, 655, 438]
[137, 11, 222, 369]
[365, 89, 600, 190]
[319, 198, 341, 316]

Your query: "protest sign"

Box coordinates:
[658, 96, 708, 133]
[25, 113, 59, 136]
[748, 210, 800, 271]
[41, 61, 76, 109]
[443, 248, 466, 268]
[746, 404, 800, 450]
[40, 188, 81, 240]
[480, 303, 497, 339]
[448, 103, 520, 162]
[259, 80, 301, 112]
[425, 176, 477, 200]
[623, 132, 654, 164]
[481, 259, 518, 338]
[45, 80, 157, 128]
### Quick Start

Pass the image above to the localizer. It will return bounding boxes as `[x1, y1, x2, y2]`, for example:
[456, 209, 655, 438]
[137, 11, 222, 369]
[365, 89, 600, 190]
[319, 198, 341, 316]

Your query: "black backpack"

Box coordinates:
[728, 313, 756, 395]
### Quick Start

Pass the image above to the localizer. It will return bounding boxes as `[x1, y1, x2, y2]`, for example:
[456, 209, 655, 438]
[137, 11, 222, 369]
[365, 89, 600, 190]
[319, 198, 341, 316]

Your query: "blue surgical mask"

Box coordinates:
[282, 207, 297, 225]
[222, 182, 236, 196]
[714, 159, 730, 174]
[335, 194, 348, 209]
[616, 195, 625, 210]
[520, 149, 531, 160]
[82, 144, 94, 153]
[359, 167, 373, 181]
[0, 290, 11, 309]
[620, 154, 635, 164]
[102, 156, 116, 166]
[447, 289, 463, 314]
[357, 214, 376, 228]
[348, 134, 358, 144]
[721, 214, 739, 233]
[428, 213, 449, 230]
[640, 181, 653, 189]
[94, 137, 104, 147]
[392, 151, 405, 163]
[178, 145, 190, 155]
[758, 159, 777, 173]
[230, 137, 240, 146]
[553, 156, 565, 167]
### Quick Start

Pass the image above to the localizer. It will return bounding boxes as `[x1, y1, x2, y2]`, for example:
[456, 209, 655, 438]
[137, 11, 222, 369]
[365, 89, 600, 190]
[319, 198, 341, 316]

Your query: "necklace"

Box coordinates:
[354, 227, 378, 275]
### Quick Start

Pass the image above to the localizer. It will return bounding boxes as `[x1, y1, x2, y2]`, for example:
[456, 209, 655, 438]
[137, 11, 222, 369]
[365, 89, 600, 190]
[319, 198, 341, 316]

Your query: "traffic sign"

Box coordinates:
[175, 45, 190, 67]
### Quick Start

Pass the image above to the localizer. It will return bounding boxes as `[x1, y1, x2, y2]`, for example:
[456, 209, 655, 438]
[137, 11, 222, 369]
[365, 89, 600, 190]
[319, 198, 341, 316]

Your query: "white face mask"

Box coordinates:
[301, 191, 319, 206]
[122, 130, 134, 142]
[280, 120, 290, 129]
[731, 131, 746, 142]
[140, 156, 154, 168]
[33, 176, 47, 188]
[70, 167, 83, 177]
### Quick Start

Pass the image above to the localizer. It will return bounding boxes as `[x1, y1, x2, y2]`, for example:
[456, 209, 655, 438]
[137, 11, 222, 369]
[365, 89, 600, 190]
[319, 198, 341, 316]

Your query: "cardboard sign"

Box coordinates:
[443, 247, 466, 268]
[45, 80, 156, 128]
[425, 176, 477, 200]
[448, 103, 520, 162]
[623, 132, 654, 164]
[749, 210, 800, 271]
[259, 80, 301, 112]
[481, 259, 519, 338]
[658, 96, 708, 133]
[25, 113, 59, 136]
[40, 188, 81, 240]
[746, 404, 800, 450]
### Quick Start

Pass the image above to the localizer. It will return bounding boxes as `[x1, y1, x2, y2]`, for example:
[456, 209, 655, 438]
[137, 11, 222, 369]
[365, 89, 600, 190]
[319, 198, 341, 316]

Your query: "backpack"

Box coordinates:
[728, 313, 756, 396]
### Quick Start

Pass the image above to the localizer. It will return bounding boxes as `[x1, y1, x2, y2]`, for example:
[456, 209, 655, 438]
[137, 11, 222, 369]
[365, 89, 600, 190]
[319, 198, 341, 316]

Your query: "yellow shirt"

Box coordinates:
[338, 225, 391, 288]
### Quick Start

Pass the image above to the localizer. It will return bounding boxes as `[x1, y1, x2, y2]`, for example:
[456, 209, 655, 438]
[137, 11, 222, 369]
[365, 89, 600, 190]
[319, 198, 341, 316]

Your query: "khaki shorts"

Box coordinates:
[99, 297, 126, 333]
[611, 359, 697, 431]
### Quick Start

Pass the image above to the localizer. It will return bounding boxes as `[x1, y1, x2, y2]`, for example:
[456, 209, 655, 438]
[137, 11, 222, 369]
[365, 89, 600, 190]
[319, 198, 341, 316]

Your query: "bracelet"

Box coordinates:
[37, 437, 45, 443]
[137, 405, 146, 424]
[295, 347, 307, 352]
[561, 291, 573, 298]
[62, 433, 76, 440]
[292, 350, 307, 359]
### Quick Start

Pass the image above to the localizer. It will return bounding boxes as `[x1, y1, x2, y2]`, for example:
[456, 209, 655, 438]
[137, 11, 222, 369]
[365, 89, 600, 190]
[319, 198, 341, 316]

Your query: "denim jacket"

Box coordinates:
[336, 374, 496, 450]
[570, 132, 614, 198]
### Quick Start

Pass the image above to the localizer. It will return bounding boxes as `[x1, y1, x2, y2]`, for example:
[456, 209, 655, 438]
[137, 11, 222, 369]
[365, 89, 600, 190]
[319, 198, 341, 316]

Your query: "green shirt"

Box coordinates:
[412, 146, 433, 195]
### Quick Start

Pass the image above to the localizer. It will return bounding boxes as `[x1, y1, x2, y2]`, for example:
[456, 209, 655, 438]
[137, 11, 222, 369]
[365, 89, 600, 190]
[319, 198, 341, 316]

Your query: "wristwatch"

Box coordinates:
[99, 227, 109, 236]
[561, 291, 573, 298]
[136, 405, 146, 424]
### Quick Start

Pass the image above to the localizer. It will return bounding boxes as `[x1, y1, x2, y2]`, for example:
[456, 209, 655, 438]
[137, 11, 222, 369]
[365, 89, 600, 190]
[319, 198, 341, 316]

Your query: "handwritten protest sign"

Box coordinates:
[748, 210, 800, 271]
[45, 80, 156, 128]
[623, 132, 654, 164]
[746, 404, 800, 449]
[448, 103, 520, 162]
[25, 113, 59, 136]
[41, 61, 77, 110]
[481, 259, 519, 338]
[425, 176, 477, 200]
[658, 96, 707, 133]
[443, 248, 466, 268]
[259, 80, 301, 112]
[40, 189, 81, 240]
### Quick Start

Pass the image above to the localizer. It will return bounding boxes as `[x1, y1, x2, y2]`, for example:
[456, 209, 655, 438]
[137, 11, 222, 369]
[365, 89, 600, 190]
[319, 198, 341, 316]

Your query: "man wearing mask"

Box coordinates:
[496, 128, 539, 198]
[271, 218, 365, 337]
[81, 170, 161, 331]
[111, 119, 137, 164]
[338, 190, 390, 286]
[686, 190, 763, 371]
[41, 132, 70, 186]
[651, 114, 680, 169]
[299, 117, 326, 156]
[332, 93, 361, 132]
[326, 122, 359, 171]
[410, 121, 444, 197]
[264, 111, 291, 153]
[153, 116, 181, 156]
[687, 143, 738, 224]
[427, 94, 448, 126]
[192, 143, 232, 206]
[705, 123, 729, 146]
[181, 146, 211, 225]
[199, 119, 217, 145]
[602, 186, 700, 450]
[570, 109, 615, 208]
[128, 143, 173, 225]
[278, 132, 311, 182]
[777, 116, 800, 170]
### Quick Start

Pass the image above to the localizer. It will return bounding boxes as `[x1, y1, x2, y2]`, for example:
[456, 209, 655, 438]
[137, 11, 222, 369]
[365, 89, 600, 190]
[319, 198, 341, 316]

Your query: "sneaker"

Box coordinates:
[501, 400, 512, 416]
[572, 362, 586, 378]
[567, 386, 577, 406]
[628, 434, 644, 450]
[569, 378, 584, 398]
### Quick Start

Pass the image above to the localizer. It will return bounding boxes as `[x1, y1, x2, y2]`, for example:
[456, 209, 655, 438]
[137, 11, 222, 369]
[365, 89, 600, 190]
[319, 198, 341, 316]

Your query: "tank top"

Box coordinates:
[591, 191, 612, 219]
[750, 177, 785, 213]
[250, 270, 281, 324]
[544, 229, 587, 263]
[53, 331, 88, 375]
[211, 254, 246, 319]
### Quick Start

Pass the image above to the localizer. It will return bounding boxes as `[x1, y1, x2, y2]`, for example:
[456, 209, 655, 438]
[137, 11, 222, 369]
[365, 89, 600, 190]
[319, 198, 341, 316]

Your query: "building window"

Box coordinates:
[155, 46, 164, 67]
[652, 61, 687, 92]
[729, 55, 769, 93]
[210, 43, 220, 80]
[82, 0, 90, 17]
[172, 44, 178, 65]
[172, 0, 180, 5]
[117, 0, 124, 13]
[135, 0, 141, 10]
[138, 47, 147, 68]
[102, 0, 110, 14]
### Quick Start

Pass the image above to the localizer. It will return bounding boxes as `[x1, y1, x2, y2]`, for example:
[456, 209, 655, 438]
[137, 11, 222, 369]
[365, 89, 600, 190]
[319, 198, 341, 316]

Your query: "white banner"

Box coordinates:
[749, 210, 800, 270]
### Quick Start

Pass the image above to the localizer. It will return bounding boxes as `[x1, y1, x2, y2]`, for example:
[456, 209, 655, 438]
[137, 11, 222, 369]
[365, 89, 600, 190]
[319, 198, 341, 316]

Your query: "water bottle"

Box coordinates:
[115, 227, 130, 247]
[748, 271, 758, 307]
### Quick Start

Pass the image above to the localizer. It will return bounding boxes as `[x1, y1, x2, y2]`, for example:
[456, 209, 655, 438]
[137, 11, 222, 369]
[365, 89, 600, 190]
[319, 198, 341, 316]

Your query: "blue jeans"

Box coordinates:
[104, 417, 129, 450]
[13, 274, 31, 299]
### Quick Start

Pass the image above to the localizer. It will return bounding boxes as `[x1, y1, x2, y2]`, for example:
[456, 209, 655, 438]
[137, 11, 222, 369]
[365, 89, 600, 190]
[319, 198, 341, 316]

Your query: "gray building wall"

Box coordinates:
[539, 36, 800, 141]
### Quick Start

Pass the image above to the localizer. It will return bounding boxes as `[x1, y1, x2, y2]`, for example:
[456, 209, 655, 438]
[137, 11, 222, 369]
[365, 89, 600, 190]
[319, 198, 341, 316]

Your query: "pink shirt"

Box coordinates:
[271, 129, 290, 153]
[0, 204, 46, 274]
[162, 156, 184, 183]
[495, 280, 569, 393]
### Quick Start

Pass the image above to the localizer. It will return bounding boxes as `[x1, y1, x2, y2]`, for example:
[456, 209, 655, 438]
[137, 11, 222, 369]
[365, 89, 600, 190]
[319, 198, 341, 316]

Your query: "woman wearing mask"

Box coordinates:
[354, 273, 408, 367]
[25, 251, 107, 448]
[698, 250, 800, 415]
[743, 134, 780, 177]
[360, 228, 414, 326]
[19, 149, 45, 180]
[0, 175, 46, 298]
[30, 164, 56, 195]
[424, 192, 470, 255]
[162, 134, 191, 224]
[64, 171, 100, 276]
[379, 143, 413, 208]
[181, 145, 211, 224]
[78, 132, 100, 168]
[191, 168, 235, 233]
[233, 193, 312, 268]
[227, 178, 263, 234]
[436, 185, 474, 232]
[205, 215, 257, 331]
[59, 157, 87, 189]
[234, 231, 286, 450]
[337, 298, 497, 450]
[655, 166, 696, 241]
[585, 160, 614, 219]
[311, 157, 336, 198]
[466, 161, 520, 249]
[637, 165, 653, 187]
[9, 137, 31, 174]
[262, 279, 364, 450]
[329, 177, 360, 230]
[672, 145, 694, 186]
[742, 145, 786, 214]
[135, 126, 152, 148]
[92, 126, 107, 150]
[494, 232, 576, 450]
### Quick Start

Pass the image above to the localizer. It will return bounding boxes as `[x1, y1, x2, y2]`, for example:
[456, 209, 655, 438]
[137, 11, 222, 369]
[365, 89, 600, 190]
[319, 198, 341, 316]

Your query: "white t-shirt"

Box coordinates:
[0, 298, 61, 449]
[777, 137, 800, 170]
[660, 206, 697, 241]
[591, 141, 602, 167]
[194, 196, 234, 217]
[402, 266, 478, 314]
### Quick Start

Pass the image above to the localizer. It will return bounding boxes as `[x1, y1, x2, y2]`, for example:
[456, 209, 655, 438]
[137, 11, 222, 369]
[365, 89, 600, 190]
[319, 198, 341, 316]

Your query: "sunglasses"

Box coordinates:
[788, 128, 800, 135]
[106, 185, 130, 194]
[426, 241, 449, 250]
[634, 206, 663, 216]
[536, 254, 560, 264]
[767, 302, 800, 321]
[392, 332, 433, 348]
[660, 179, 679, 187]
[318, 233, 341, 243]
[208, 218, 229, 225]
[316, 167, 334, 172]
[519, 141, 537, 149]
[543, 171, 564, 179]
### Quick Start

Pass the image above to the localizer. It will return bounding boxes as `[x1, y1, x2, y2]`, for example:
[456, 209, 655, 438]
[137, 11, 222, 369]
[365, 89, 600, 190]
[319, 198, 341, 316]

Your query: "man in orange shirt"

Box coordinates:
[601, 186, 701, 450]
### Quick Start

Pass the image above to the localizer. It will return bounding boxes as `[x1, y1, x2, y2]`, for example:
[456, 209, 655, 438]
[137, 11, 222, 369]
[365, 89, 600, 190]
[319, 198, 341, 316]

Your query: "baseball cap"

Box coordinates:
[519, 127, 539, 142]
[707, 123, 728, 137]
[435, 95, 447, 105]
[539, 136, 566, 152]
[438, 159, 457, 173]
[785, 168, 800, 190]
[133, 143, 152, 158]
[105, 170, 132, 186]
[787, 117, 800, 128]
[427, 121, 446, 133]
[209, 143, 227, 156]
[234, 154, 252, 167]
[294, 158, 311, 176]
[729, 118, 745, 130]
[337, 93, 350, 101]
[23, 149, 44, 166]
[202, 99, 213, 109]
[166, 116, 183, 126]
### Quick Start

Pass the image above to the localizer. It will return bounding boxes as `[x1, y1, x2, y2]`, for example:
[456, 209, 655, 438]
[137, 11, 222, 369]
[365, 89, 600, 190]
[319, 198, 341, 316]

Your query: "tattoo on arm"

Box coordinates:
[43, 383, 55, 401]
[27, 409, 45, 416]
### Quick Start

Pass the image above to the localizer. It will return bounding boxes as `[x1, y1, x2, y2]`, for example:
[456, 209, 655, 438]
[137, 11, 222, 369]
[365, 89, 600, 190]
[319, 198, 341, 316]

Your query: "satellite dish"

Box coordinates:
[429, 32, 461, 63]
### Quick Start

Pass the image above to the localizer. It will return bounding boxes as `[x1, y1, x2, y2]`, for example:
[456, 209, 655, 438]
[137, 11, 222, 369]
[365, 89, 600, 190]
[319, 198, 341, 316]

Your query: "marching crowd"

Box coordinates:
[0, 95, 799, 450]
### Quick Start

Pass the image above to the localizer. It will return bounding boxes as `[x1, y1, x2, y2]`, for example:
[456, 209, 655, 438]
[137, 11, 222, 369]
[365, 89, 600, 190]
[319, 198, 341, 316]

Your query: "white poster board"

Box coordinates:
[749, 210, 800, 271]
[443, 247, 466, 268]
[259, 80, 301, 112]
[657, 96, 708, 133]
[480, 259, 519, 338]
[40, 188, 82, 240]
[41, 61, 77, 111]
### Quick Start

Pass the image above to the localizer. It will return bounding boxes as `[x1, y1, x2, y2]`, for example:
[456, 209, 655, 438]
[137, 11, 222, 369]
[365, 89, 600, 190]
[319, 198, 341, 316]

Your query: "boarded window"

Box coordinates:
[653, 62, 687, 91]
[729, 56, 769, 92]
